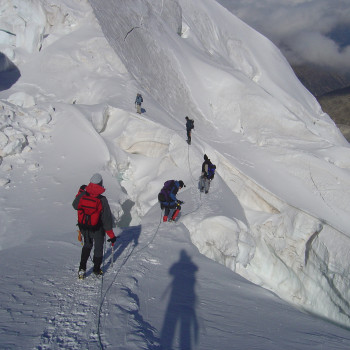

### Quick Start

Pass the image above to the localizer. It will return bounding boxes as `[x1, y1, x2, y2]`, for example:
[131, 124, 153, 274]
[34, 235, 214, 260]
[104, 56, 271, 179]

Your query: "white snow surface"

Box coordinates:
[1, 0, 350, 348]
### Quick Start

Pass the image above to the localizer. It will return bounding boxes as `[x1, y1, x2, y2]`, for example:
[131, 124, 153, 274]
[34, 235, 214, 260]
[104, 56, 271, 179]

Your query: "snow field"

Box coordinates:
[1, 0, 350, 348]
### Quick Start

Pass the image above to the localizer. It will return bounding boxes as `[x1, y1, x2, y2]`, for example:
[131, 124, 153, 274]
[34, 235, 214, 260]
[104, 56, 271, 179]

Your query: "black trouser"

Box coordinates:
[187, 129, 191, 143]
[79, 229, 105, 272]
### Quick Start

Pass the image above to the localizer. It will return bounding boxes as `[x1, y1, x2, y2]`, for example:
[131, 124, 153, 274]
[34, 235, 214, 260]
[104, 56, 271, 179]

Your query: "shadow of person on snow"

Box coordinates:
[0, 52, 20, 91]
[160, 250, 199, 350]
[102, 225, 141, 272]
[118, 285, 161, 350]
[119, 199, 135, 228]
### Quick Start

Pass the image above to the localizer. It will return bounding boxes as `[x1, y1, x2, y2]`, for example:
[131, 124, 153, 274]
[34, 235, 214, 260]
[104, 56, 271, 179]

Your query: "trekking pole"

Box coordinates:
[111, 244, 114, 268]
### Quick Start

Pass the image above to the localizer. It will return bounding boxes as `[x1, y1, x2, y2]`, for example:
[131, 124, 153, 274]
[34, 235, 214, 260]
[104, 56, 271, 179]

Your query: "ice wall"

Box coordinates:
[0, 0, 46, 56]
[217, 160, 350, 326]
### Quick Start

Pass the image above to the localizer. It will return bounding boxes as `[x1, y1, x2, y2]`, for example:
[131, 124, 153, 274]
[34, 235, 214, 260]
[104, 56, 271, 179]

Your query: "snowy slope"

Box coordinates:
[1, 0, 350, 348]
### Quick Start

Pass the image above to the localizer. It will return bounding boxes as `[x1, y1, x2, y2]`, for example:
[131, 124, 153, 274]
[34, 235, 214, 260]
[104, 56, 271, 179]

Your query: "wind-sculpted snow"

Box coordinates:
[213, 151, 350, 325]
[0, 0, 45, 54]
[0, 98, 52, 163]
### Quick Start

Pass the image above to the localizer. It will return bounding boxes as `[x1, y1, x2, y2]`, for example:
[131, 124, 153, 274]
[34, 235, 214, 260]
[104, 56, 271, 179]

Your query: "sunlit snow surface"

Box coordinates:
[1, 0, 350, 348]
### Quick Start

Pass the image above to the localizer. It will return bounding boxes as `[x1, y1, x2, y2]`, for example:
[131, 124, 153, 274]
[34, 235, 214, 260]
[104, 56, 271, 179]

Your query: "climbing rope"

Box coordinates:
[96, 211, 163, 349]
[183, 142, 204, 217]
[95, 136, 205, 348]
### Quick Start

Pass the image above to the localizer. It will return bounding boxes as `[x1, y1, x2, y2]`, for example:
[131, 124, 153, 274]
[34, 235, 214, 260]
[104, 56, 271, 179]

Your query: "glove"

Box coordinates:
[108, 236, 117, 246]
[177, 200, 184, 205]
[106, 230, 117, 246]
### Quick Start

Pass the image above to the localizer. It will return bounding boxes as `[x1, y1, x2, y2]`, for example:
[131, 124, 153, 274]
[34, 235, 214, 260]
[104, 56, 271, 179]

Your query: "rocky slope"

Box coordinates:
[317, 86, 350, 141]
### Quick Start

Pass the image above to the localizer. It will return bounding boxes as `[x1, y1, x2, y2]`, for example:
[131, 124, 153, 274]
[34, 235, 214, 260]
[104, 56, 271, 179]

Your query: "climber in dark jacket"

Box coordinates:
[199, 154, 215, 193]
[135, 93, 143, 114]
[185, 116, 194, 144]
[159, 180, 185, 222]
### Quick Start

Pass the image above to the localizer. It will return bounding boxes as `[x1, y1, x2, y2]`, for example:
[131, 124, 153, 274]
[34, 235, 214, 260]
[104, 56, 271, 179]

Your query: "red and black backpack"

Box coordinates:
[77, 190, 103, 230]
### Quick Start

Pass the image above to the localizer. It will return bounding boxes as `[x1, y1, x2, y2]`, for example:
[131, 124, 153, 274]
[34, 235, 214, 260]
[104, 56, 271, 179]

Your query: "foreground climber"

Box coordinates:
[72, 173, 117, 279]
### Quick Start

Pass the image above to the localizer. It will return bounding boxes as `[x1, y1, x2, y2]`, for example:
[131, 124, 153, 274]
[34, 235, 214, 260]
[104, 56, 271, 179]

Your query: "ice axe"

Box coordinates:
[77, 230, 83, 245]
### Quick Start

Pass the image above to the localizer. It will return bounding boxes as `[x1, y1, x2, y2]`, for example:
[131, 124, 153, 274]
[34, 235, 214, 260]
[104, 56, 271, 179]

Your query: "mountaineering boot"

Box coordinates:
[78, 269, 86, 280]
[93, 269, 104, 277]
[93, 256, 103, 276]
[163, 215, 168, 222]
[171, 209, 180, 222]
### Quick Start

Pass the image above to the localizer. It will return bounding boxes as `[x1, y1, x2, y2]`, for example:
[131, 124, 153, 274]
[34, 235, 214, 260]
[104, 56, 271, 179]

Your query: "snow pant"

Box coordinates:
[186, 129, 191, 144]
[136, 104, 141, 114]
[199, 176, 211, 193]
[79, 228, 105, 272]
[161, 202, 181, 221]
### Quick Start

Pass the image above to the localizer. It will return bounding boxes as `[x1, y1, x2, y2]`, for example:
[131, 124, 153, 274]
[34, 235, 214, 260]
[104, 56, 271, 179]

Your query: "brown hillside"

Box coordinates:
[292, 65, 350, 97]
[290, 64, 350, 142]
[316, 87, 350, 142]
[317, 87, 350, 126]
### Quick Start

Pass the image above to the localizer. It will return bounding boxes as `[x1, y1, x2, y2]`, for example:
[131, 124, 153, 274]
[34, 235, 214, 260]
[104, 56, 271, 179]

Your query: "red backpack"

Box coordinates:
[77, 192, 103, 230]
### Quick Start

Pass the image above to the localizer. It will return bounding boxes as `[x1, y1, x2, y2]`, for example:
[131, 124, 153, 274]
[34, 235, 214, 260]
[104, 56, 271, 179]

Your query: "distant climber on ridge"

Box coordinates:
[199, 154, 216, 194]
[185, 116, 194, 144]
[135, 93, 143, 114]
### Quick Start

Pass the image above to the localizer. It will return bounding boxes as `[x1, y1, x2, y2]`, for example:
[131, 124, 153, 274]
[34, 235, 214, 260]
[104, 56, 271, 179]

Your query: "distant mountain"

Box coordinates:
[292, 64, 350, 97]
[290, 64, 350, 141]
[316, 85, 350, 141]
